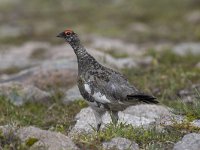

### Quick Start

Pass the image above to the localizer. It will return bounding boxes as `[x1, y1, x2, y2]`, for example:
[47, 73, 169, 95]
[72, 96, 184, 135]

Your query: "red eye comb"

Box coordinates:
[64, 29, 73, 34]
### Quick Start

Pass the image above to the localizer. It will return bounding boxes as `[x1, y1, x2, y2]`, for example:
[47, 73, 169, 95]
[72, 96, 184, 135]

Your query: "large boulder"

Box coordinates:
[173, 133, 200, 150]
[0, 125, 79, 150]
[69, 104, 173, 134]
[17, 126, 79, 150]
[0, 82, 51, 106]
[0, 59, 78, 90]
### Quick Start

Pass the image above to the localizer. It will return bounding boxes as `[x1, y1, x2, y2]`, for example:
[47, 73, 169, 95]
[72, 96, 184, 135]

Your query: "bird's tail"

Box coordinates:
[127, 94, 158, 104]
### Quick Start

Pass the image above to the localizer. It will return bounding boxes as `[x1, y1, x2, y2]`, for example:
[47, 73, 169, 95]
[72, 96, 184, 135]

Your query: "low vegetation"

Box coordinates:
[0, 1, 200, 149]
[0, 49, 199, 149]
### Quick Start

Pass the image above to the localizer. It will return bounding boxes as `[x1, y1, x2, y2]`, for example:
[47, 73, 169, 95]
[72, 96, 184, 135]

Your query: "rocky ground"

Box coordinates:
[0, 39, 199, 150]
[0, 0, 200, 149]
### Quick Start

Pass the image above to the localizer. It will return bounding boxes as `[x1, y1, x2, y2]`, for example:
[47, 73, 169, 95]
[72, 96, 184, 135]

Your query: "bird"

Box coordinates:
[57, 29, 158, 131]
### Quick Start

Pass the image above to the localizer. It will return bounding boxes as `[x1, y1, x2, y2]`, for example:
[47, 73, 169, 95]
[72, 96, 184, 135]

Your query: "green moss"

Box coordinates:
[25, 137, 39, 147]
[0, 96, 87, 132]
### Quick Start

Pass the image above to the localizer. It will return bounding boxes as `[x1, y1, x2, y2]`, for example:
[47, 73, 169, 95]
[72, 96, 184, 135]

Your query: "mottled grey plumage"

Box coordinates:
[57, 29, 158, 131]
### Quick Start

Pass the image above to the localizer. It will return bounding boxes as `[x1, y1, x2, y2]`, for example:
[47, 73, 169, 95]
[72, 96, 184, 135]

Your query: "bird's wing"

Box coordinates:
[84, 67, 158, 105]
[84, 68, 138, 104]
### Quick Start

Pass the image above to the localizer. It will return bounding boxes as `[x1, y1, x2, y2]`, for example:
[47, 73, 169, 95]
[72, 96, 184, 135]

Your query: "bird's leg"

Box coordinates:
[110, 111, 119, 126]
[97, 123, 101, 132]
[92, 109, 105, 132]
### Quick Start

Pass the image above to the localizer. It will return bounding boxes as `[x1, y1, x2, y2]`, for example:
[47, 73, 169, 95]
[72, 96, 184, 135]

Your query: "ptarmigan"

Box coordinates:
[57, 29, 158, 131]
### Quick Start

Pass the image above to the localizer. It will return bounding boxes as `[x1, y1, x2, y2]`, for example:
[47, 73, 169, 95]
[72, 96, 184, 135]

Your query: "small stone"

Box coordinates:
[102, 137, 139, 150]
[17, 126, 79, 150]
[185, 11, 200, 24]
[191, 120, 200, 128]
[196, 62, 200, 68]
[63, 85, 83, 103]
[173, 133, 200, 150]
[173, 43, 200, 56]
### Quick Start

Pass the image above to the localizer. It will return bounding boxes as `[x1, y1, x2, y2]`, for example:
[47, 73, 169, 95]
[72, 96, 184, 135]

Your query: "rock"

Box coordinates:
[63, 85, 82, 103]
[185, 11, 200, 24]
[69, 104, 185, 135]
[102, 137, 139, 150]
[128, 22, 150, 33]
[196, 62, 200, 68]
[70, 106, 159, 134]
[0, 42, 50, 70]
[136, 56, 153, 67]
[0, 41, 138, 86]
[178, 84, 200, 103]
[0, 59, 78, 90]
[191, 120, 200, 128]
[125, 105, 185, 127]
[173, 43, 200, 56]
[173, 133, 200, 150]
[0, 124, 17, 136]
[124, 104, 172, 120]
[17, 126, 79, 150]
[0, 82, 51, 106]
[98, 55, 137, 69]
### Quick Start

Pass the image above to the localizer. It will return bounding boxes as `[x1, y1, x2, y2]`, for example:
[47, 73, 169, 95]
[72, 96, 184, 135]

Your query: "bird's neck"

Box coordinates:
[69, 41, 100, 73]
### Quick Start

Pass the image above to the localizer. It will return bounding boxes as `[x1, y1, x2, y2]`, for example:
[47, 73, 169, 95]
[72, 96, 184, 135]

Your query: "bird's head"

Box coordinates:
[57, 29, 80, 44]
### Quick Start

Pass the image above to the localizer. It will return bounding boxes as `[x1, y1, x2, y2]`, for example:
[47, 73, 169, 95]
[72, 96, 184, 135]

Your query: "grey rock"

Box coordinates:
[173, 43, 200, 56]
[17, 126, 79, 150]
[0, 124, 17, 136]
[63, 85, 83, 103]
[70, 107, 159, 134]
[0, 59, 78, 90]
[157, 115, 185, 126]
[196, 62, 200, 68]
[69, 104, 184, 135]
[86, 47, 138, 69]
[178, 84, 200, 103]
[185, 11, 200, 24]
[125, 105, 185, 128]
[129, 22, 150, 33]
[137, 56, 153, 67]
[0, 42, 50, 70]
[124, 104, 172, 120]
[103, 137, 139, 150]
[192, 120, 200, 128]
[0, 82, 51, 106]
[173, 133, 200, 150]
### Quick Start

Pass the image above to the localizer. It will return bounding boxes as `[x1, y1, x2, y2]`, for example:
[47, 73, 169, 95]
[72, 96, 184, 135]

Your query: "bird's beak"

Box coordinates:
[56, 32, 65, 38]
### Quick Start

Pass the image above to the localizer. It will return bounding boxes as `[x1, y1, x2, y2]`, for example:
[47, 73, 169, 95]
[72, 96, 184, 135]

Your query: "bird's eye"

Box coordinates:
[66, 32, 71, 35]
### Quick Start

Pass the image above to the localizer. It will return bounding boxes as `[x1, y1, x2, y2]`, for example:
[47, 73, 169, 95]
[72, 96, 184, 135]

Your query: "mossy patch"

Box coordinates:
[25, 137, 39, 147]
[0, 95, 87, 133]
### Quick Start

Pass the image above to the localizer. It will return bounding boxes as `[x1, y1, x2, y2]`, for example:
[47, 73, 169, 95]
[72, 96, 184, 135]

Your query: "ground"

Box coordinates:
[0, 0, 200, 149]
